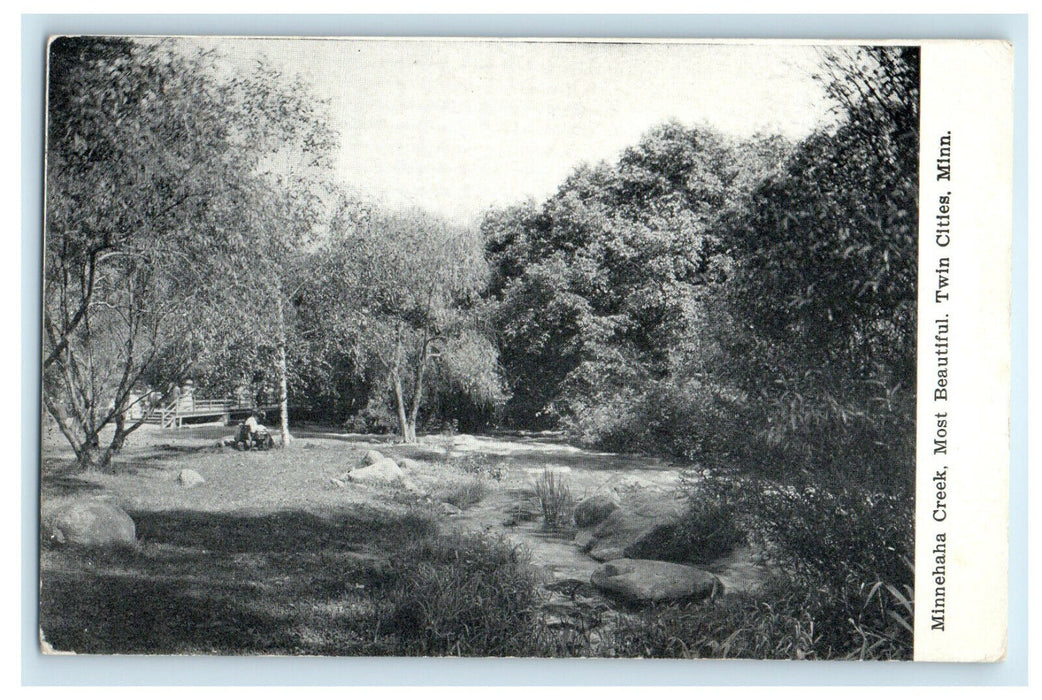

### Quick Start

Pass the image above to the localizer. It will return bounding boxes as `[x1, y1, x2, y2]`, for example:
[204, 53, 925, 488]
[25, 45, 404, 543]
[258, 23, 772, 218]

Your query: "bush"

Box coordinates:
[382, 532, 549, 656]
[609, 566, 910, 660]
[439, 477, 488, 510]
[609, 580, 817, 659]
[342, 395, 398, 435]
[566, 378, 757, 467]
[625, 473, 746, 565]
[746, 477, 914, 658]
[534, 468, 573, 531]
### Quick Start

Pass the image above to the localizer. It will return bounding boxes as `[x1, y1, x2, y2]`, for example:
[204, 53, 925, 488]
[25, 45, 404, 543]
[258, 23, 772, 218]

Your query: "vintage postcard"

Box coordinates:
[38, 37, 1012, 662]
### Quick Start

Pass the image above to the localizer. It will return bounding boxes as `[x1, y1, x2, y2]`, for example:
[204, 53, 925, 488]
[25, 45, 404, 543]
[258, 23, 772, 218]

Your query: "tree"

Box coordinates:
[714, 46, 919, 486]
[481, 122, 786, 434]
[43, 37, 333, 469]
[306, 201, 501, 442]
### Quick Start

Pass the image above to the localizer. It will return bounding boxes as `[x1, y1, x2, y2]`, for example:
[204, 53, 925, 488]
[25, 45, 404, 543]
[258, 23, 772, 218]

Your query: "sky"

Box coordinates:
[196, 39, 835, 225]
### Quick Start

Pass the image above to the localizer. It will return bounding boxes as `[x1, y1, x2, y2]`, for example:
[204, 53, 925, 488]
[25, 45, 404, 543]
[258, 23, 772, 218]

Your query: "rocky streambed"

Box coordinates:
[419, 433, 770, 631]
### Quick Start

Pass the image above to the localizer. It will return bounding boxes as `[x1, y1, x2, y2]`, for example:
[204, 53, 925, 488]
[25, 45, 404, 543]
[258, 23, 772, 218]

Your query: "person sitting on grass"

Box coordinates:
[237, 411, 272, 448]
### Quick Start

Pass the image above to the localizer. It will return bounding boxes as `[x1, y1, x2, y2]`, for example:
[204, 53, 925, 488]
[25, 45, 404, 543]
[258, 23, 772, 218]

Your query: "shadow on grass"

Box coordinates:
[40, 568, 301, 654]
[39, 505, 437, 655]
[131, 507, 435, 554]
[39, 475, 107, 500]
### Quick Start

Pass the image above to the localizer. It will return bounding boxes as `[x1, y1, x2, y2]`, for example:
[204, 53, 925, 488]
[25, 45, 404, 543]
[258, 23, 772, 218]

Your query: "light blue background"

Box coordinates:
[22, 13, 1028, 686]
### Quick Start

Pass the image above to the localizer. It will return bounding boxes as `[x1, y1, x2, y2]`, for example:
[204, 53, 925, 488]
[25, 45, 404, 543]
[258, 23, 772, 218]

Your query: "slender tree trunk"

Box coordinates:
[389, 322, 417, 443]
[392, 374, 412, 443]
[408, 358, 427, 443]
[276, 297, 293, 446]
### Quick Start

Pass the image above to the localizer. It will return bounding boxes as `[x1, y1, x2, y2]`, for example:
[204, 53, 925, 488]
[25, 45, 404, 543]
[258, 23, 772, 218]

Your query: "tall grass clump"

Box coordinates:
[381, 531, 550, 656]
[439, 477, 488, 511]
[535, 468, 573, 531]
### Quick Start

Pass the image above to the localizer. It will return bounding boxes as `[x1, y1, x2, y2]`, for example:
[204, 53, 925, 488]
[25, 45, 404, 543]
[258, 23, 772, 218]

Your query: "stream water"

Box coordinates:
[425, 432, 768, 597]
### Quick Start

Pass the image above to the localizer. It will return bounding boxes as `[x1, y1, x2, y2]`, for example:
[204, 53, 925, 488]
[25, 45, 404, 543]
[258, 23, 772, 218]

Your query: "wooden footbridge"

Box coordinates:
[143, 398, 281, 429]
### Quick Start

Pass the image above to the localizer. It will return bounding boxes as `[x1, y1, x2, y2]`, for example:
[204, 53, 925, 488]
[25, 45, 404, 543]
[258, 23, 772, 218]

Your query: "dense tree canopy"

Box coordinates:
[482, 122, 791, 433]
[44, 37, 333, 468]
[291, 198, 503, 441]
[480, 46, 918, 493]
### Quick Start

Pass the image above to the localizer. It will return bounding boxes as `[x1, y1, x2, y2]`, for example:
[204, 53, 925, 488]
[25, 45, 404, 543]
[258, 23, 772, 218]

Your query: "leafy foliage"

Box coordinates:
[43, 37, 334, 469]
[293, 199, 505, 441]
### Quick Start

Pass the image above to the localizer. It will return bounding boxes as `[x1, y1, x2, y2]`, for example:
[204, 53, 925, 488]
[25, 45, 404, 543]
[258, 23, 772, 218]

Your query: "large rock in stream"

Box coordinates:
[573, 493, 620, 527]
[591, 558, 722, 604]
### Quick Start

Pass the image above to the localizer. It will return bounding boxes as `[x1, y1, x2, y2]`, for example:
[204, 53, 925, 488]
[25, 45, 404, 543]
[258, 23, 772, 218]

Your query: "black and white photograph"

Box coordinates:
[39, 37, 923, 659]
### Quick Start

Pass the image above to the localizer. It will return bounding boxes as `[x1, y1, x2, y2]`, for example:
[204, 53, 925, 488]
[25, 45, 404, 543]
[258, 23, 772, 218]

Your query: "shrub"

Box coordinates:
[534, 468, 573, 531]
[625, 473, 746, 565]
[609, 568, 910, 660]
[382, 532, 549, 656]
[609, 580, 818, 659]
[439, 477, 488, 510]
[566, 378, 757, 468]
[450, 452, 504, 481]
[747, 478, 913, 658]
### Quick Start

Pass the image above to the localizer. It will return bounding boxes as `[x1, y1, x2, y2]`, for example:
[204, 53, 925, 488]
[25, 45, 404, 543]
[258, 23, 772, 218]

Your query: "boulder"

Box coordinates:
[397, 457, 422, 471]
[590, 558, 722, 604]
[589, 543, 627, 562]
[574, 493, 620, 527]
[361, 449, 387, 467]
[47, 500, 136, 548]
[178, 469, 206, 488]
[574, 529, 597, 553]
[347, 458, 405, 484]
[441, 502, 462, 516]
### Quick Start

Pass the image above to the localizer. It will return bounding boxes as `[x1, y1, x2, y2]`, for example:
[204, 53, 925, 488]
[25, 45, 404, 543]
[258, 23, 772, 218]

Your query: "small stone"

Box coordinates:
[361, 449, 387, 466]
[330, 477, 345, 488]
[441, 502, 462, 516]
[178, 469, 205, 488]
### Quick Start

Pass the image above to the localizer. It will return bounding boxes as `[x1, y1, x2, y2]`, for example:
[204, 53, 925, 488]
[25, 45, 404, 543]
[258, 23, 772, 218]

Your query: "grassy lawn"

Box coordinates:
[41, 422, 612, 656]
[39, 423, 911, 659]
[41, 506, 438, 654]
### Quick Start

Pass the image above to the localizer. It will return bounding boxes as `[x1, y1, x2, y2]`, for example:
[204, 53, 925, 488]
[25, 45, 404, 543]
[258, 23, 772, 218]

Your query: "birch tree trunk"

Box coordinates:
[276, 297, 293, 446]
[392, 374, 413, 443]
